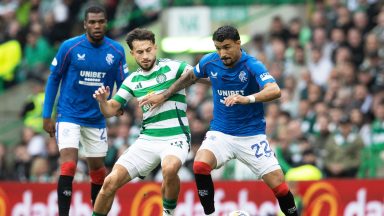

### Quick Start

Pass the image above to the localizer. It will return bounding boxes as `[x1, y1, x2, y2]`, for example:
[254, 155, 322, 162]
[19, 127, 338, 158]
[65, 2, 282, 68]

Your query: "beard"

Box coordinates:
[222, 58, 235, 67]
[88, 32, 104, 43]
[138, 59, 156, 71]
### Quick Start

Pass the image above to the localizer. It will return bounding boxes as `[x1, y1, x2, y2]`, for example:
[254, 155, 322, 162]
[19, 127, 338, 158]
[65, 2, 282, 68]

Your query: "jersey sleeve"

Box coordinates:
[112, 78, 134, 107]
[193, 54, 210, 78]
[249, 59, 276, 88]
[43, 41, 71, 118]
[115, 45, 129, 89]
[176, 61, 193, 79]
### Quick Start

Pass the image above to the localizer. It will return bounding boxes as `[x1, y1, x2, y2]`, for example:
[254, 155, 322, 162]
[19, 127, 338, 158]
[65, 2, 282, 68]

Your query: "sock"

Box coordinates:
[273, 183, 298, 216]
[91, 183, 103, 206]
[92, 212, 106, 216]
[89, 167, 106, 206]
[194, 161, 215, 215]
[163, 198, 177, 215]
[57, 175, 74, 216]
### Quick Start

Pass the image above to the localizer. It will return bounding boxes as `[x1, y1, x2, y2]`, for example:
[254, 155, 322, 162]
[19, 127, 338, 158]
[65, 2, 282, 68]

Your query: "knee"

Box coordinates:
[100, 173, 120, 196]
[162, 163, 179, 180]
[193, 161, 212, 175]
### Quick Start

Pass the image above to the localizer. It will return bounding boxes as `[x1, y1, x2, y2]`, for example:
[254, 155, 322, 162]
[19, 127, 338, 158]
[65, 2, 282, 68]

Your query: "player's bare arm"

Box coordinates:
[224, 82, 281, 106]
[93, 85, 122, 117]
[139, 68, 199, 109]
[196, 77, 211, 85]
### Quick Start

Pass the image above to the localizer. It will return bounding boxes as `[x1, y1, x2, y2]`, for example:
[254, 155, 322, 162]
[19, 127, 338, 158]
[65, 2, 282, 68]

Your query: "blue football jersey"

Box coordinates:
[194, 50, 275, 136]
[43, 34, 129, 128]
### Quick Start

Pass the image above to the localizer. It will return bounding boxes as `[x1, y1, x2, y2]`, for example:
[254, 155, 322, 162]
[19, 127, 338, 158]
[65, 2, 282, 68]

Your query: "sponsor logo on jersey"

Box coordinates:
[217, 90, 245, 97]
[260, 73, 273, 81]
[79, 71, 107, 86]
[210, 71, 218, 79]
[156, 74, 167, 84]
[106, 53, 114, 65]
[51, 57, 57, 66]
[217, 90, 245, 104]
[77, 53, 85, 61]
[123, 63, 129, 74]
[239, 71, 247, 82]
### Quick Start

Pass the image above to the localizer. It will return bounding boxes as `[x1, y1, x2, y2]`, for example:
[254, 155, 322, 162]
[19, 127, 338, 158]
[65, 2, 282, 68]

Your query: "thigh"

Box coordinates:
[234, 134, 281, 179]
[198, 131, 235, 169]
[115, 137, 161, 179]
[56, 122, 81, 151]
[80, 127, 108, 157]
[160, 135, 190, 166]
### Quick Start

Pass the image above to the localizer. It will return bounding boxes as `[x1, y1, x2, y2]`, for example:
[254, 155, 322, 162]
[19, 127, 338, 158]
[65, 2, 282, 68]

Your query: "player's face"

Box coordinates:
[214, 39, 242, 67]
[84, 12, 107, 43]
[131, 40, 157, 71]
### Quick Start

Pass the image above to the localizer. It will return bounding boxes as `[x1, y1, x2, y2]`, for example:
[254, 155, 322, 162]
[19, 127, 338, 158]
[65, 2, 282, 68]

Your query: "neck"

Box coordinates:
[86, 33, 103, 45]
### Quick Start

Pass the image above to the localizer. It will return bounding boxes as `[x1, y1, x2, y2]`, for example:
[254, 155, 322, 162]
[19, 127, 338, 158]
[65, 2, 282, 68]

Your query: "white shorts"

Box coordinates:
[199, 131, 281, 179]
[116, 134, 190, 179]
[56, 122, 108, 157]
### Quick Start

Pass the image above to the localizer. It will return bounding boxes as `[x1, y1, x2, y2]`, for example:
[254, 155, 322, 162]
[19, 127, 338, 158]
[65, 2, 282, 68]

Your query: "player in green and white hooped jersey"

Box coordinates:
[92, 29, 191, 216]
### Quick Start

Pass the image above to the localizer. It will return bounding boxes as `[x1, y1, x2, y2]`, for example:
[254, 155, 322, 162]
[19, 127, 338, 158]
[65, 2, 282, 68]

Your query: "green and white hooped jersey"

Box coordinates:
[113, 59, 192, 140]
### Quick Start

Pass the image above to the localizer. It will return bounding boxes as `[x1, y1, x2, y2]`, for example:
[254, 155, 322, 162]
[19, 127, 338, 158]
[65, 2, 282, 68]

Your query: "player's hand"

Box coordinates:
[224, 94, 250, 106]
[139, 92, 166, 111]
[43, 118, 56, 137]
[93, 85, 110, 103]
[115, 108, 124, 117]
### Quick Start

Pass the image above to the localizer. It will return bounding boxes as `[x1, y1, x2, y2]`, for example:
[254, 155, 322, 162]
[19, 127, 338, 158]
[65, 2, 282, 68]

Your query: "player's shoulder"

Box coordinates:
[60, 35, 86, 49]
[201, 52, 220, 63]
[158, 58, 186, 67]
[104, 37, 125, 55]
[244, 54, 267, 72]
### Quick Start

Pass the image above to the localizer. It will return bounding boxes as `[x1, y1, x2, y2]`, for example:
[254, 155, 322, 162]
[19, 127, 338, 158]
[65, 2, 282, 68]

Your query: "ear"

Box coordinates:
[83, 20, 86, 29]
[130, 50, 133, 56]
[236, 40, 241, 46]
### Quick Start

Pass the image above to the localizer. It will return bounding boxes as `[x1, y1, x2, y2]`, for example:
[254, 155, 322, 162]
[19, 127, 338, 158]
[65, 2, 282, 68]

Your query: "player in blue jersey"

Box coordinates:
[140, 26, 298, 216]
[42, 5, 128, 216]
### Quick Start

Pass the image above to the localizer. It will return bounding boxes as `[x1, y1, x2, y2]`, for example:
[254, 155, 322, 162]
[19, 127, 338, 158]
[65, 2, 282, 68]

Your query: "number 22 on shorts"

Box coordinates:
[251, 140, 272, 158]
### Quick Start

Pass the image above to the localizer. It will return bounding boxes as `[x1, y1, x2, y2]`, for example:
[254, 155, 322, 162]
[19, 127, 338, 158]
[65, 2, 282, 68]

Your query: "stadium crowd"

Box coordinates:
[1, 0, 384, 183]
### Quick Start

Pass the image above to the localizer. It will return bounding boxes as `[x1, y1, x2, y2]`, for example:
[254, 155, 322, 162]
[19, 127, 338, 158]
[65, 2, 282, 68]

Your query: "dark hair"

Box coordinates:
[125, 28, 155, 50]
[212, 25, 240, 42]
[84, 5, 106, 20]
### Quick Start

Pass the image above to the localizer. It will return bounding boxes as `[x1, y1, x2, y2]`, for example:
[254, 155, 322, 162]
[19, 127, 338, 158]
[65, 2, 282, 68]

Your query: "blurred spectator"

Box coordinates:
[20, 78, 46, 133]
[323, 115, 364, 178]
[269, 15, 290, 44]
[346, 28, 364, 67]
[0, 142, 9, 180]
[21, 28, 54, 80]
[361, 100, 384, 177]
[22, 127, 46, 157]
[12, 144, 32, 181]
[29, 156, 51, 182]
[307, 46, 333, 87]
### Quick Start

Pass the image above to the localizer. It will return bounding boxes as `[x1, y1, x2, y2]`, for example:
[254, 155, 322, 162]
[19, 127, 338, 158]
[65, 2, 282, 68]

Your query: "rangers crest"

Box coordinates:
[106, 53, 114, 65]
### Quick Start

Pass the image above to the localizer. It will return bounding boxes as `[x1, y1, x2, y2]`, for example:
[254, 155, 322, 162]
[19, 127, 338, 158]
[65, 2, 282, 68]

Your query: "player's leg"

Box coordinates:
[193, 131, 234, 215]
[86, 157, 106, 206]
[56, 122, 80, 216]
[161, 155, 182, 216]
[92, 164, 132, 215]
[160, 135, 190, 216]
[234, 134, 298, 216]
[262, 170, 298, 216]
[81, 127, 109, 206]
